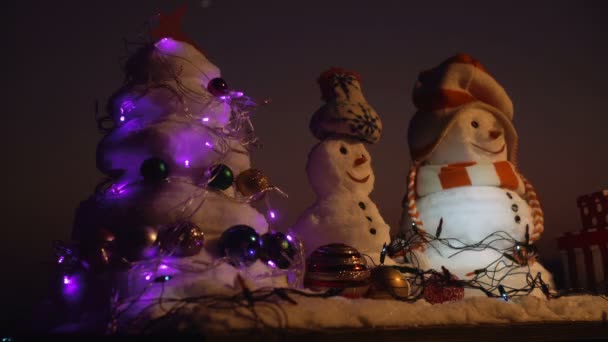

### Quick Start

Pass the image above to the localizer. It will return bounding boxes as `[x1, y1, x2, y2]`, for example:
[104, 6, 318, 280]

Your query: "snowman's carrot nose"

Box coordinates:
[354, 155, 367, 167]
[489, 130, 502, 140]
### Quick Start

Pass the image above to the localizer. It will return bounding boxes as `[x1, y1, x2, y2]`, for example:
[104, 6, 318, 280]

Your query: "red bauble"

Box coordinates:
[423, 272, 465, 304]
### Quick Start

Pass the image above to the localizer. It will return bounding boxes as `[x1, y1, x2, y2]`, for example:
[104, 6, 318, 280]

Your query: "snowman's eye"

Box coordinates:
[339, 146, 348, 155]
[471, 121, 479, 128]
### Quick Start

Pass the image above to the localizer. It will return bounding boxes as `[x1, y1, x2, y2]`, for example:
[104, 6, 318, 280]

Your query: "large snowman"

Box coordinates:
[292, 68, 391, 264]
[400, 54, 552, 297]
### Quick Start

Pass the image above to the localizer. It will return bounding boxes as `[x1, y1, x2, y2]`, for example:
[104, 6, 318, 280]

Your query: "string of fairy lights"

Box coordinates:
[99, 218, 606, 332]
[380, 222, 551, 301]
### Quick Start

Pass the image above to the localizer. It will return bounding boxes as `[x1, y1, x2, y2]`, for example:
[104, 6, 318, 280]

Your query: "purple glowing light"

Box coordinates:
[119, 116, 125, 122]
[267, 260, 277, 268]
[219, 95, 229, 101]
[205, 141, 213, 148]
[202, 117, 210, 122]
[58, 256, 65, 264]
[119, 100, 135, 115]
[155, 37, 179, 52]
[61, 274, 81, 298]
[286, 234, 293, 242]
[110, 183, 128, 196]
[145, 273, 152, 281]
[160, 264, 168, 270]
[269, 211, 277, 220]
[184, 160, 190, 168]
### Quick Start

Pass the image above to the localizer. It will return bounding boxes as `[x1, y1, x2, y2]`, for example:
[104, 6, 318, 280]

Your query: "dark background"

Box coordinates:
[3, 0, 607, 329]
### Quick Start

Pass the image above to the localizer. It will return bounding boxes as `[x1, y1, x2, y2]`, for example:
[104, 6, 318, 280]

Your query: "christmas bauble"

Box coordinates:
[423, 272, 464, 304]
[140, 157, 170, 183]
[217, 225, 261, 266]
[259, 231, 297, 269]
[304, 243, 371, 298]
[159, 222, 205, 257]
[80, 228, 117, 271]
[207, 164, 234, 190]
[367, 266, 411, 299]
[207, 77, 229, 96]
[236, 168, 271, 197]
[115, 225, 160, 262]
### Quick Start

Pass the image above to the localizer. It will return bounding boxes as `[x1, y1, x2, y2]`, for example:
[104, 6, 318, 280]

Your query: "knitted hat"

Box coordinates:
[310, 68, 382, 144]
[407, 54, 518, 165]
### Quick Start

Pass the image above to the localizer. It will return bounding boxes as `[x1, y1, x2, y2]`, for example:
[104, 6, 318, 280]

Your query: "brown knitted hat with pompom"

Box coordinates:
[310, 68, 382, 144]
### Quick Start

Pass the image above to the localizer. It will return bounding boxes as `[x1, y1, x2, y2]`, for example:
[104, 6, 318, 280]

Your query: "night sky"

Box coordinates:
[4, 0, 607, 327]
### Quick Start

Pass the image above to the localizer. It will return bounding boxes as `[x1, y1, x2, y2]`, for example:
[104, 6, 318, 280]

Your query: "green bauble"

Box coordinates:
[140, 157, 170, 182]
[208, 164, 234, 190]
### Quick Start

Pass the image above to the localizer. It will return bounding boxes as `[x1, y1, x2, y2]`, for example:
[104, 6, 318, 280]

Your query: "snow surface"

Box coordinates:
[121, 285, 608, 332]
[103, 246, 605, 334]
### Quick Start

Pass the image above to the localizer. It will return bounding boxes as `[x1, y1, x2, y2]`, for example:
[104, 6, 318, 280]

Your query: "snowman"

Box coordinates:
[292, 68, 391, 264]
[400, 54, 552, 297]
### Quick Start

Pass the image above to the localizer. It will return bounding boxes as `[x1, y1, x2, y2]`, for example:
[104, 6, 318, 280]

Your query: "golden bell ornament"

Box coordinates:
[236, 168, 271, 196]
[367, 265, 411, 299]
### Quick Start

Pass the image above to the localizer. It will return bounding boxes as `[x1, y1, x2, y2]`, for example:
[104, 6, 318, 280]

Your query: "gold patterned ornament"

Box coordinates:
[236, 168, 272, 197]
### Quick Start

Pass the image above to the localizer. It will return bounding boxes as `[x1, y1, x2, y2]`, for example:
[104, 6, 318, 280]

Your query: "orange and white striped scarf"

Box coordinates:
[405, 161, 544, 242]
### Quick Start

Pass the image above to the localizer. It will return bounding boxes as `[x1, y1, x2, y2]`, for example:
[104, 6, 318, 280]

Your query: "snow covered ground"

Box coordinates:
[120, 290, 607, 333]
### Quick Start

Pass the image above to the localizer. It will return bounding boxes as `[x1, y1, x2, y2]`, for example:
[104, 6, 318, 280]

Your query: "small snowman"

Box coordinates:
[400, 54, 552, 296]
[292, 68, 391, 264]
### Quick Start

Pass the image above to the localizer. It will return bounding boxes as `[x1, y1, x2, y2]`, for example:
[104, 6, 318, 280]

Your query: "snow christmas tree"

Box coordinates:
[51, 8, 303, 332]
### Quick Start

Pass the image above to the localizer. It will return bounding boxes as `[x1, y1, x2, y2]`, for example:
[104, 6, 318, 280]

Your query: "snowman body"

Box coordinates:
[415, 186, 532, 277]
[292, 139, 390, 263]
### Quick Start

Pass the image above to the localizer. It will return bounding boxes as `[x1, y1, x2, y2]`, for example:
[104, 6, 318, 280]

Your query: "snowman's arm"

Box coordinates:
[519, 173, 545, 242]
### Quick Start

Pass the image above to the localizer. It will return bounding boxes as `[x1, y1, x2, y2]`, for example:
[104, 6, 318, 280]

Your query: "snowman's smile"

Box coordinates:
[347, 172, 370, 183]
[471, 143, 506, 154]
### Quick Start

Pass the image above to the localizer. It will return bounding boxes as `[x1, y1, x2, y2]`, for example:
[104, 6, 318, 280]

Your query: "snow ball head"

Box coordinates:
[427, 108, 508, 165]
[306, 139, 374, 197]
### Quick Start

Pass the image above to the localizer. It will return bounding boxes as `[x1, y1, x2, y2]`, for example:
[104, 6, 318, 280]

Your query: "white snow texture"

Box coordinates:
[121, 288, 608, 332]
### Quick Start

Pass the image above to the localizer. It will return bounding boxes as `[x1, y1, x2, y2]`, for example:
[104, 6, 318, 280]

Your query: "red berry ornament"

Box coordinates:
[423, 270, 465, 304]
